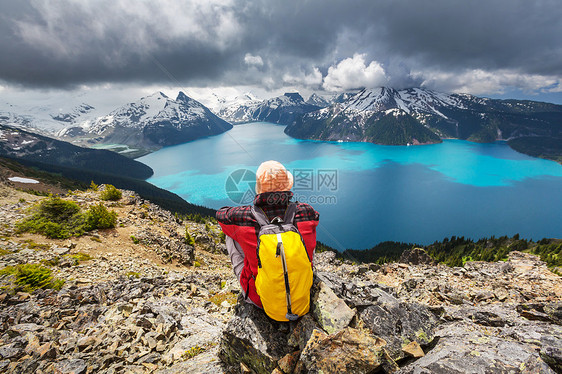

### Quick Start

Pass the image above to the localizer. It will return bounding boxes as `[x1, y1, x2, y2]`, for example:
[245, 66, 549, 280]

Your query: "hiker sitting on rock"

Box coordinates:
[216, 160, 319, 321]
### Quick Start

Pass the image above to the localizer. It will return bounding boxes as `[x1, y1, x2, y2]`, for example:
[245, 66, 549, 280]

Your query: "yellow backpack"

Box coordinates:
[252, 203, 313, 321]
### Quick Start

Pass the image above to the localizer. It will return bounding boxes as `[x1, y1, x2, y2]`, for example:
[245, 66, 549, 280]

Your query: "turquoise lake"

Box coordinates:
[138, 122, 562, 249]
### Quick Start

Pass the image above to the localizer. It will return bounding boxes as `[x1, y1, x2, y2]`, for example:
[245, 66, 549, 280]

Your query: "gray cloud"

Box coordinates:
[0, 0, 561, 95]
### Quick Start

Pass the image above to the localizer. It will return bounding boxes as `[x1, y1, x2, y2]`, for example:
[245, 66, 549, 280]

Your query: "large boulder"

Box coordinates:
[311, 279, 355, 334]
[399, 247, 436, 265]
[218, 299, 295, 374]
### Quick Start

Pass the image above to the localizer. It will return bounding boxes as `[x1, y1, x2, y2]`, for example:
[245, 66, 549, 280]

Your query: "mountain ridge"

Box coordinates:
[59, 91, 233, 150]
[284, 87, 562, 161]
[1, 91, 233, 155]
[217, 92, 325, 125]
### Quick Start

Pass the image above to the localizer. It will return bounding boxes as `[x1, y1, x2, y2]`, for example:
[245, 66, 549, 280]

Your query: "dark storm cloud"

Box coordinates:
[0, 0, 560, 91]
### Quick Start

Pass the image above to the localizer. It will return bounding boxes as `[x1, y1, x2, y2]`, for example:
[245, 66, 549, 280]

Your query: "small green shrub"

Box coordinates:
[182, 345, 205, 360]
[86, 203, 117, 229]
[100, 185, 122, 201]
[0, 264, 64, 292]
[187, 213, 205, 224]
[89, 181, 99, 191]
[125, 271, 140, 278]
[17, 197, 117, 239]
[131, 235, 140, 244]
[185, 229, 195, 246]
[16, 197, 88, 239]
[205, 223, 211, 232]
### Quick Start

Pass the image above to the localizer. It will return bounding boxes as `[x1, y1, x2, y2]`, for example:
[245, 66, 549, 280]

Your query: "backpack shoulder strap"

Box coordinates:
[251, 205, 270, 227]
[283, 203, 297, 224]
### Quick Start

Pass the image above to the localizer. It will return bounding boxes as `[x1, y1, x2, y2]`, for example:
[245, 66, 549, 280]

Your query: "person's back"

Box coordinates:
[216, 161, 319, 314]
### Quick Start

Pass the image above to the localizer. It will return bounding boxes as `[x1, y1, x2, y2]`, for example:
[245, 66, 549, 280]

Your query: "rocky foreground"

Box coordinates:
[0, 181, 561, 373]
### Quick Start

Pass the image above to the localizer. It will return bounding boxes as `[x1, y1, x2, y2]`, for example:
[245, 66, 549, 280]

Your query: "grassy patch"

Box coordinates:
[15, 188, 50, 197]
[68, 252, 92, 262]
[125, 271, 140, 278]
[0, 248, 11, 256]
[130, 235, 140, 244]
[181, 345, 206, 360]
[0, 264, 64, 292]
[208, 292, 238, 306]
[20, 239, 50, 251]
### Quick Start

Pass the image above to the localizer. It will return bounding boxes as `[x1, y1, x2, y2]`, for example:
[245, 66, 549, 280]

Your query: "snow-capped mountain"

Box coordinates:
[50, 103, 95, 123]
[0, 102, 99, 134]
[218, 92, 326, 125]
[285, 87, 562, 146]
[59, 92, 232, 148]
[215, 93, 263, 123]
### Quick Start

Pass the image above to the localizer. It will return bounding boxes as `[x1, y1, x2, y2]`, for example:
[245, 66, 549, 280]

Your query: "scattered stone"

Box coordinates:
[53, 358, 87, 374]
[277, 350, 300, 374]
[402, 341, 424, 358]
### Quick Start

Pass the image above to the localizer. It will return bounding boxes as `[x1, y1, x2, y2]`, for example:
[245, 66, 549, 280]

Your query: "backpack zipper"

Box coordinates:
[277, 233, 298, 321]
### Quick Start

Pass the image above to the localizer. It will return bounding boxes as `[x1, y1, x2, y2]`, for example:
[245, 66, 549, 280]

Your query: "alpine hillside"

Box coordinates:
[0, 171, 560, 373]
[0, 125, 152, 180]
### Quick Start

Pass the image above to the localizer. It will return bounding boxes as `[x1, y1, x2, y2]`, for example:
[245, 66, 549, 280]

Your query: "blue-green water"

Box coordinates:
[138, 122, 562, 249]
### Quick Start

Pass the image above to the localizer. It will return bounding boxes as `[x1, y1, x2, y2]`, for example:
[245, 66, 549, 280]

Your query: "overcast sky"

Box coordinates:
[1, 0, 561, 105]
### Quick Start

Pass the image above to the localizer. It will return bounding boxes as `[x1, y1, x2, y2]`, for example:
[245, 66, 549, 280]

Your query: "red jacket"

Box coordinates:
[216, 191, 319, 307]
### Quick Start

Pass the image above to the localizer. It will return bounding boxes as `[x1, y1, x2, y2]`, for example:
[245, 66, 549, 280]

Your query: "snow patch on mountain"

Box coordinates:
[338, 87, 473, 119]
